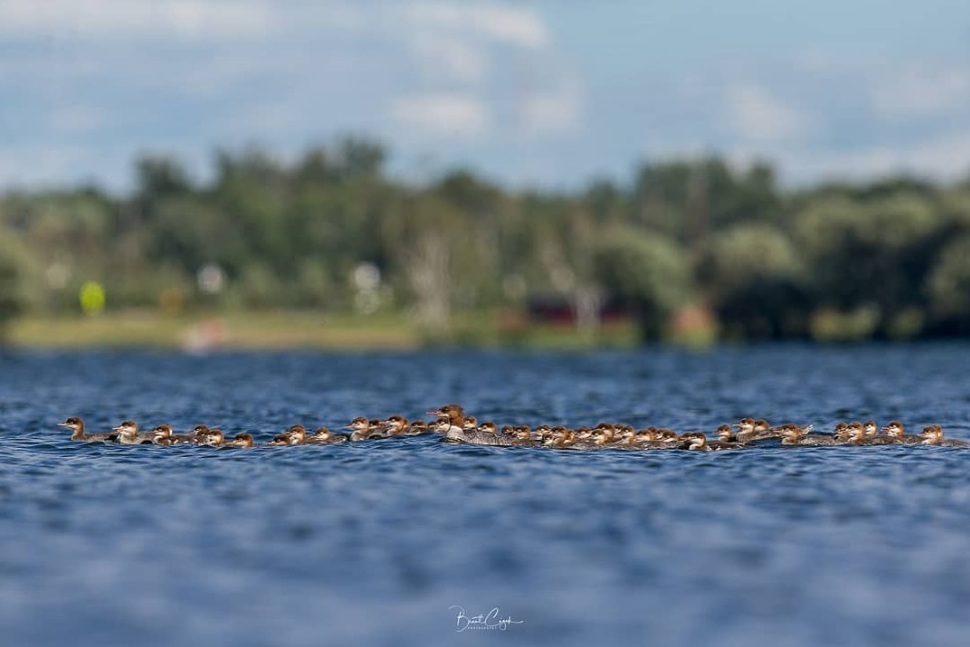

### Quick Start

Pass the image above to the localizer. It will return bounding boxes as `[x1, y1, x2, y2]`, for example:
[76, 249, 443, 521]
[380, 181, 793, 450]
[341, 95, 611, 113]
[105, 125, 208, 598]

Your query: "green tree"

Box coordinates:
[594, 227, 691, 340]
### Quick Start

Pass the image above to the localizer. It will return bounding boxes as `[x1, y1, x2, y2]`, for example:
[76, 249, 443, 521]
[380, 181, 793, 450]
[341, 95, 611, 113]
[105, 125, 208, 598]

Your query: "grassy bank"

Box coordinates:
[5, 310, 643, 351]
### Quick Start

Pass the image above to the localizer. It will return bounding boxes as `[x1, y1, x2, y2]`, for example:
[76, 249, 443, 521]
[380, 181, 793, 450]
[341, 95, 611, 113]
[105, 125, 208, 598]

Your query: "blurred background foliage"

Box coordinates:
[2, 136, 970, 344]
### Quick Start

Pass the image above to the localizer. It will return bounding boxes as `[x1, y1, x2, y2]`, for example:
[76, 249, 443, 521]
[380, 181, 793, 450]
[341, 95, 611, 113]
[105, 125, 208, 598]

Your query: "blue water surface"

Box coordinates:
[2, 345, 970, 646]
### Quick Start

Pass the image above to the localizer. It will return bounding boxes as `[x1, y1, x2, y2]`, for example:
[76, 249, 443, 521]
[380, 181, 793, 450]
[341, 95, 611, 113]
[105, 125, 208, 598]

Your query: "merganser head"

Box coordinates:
[882, 421, 904, 438]
[716, 424, 734, 441]
[754, 419, 770, 434]
[478, 421, 498, 435]
[191, 424, 210, 440]
[427, 404, 464, 424]
[113, 420, 138, 433]
[113, 420, 139, 441]
[513, 426, 532, 441]
[286, 424, 307, 444]
[410, 421, 428, 433]
[847, 422, 866, 443]
[203, 428, 225, 447]
[593, 423, 615, 442]
[834, 422, 851, 441]
[59, 416, 85, 439]
[228, 433, 255, 448]
[656, 428, 679, 443]
[550, 427, 574, 446]
[575, 426, 592, 440]
[779, 424, 804, 443]
[863, 420, 878, 438]
[346, 417, 370, 432]
[385, 415, 409, 435]
[681, 432, 707, 450]
[920, 424, 944, 445]
[462, 416, 479, 431]
[636, 427, 657, 443]
[151, 424, 173, 443]
[429, 418, 451, 434]
[534, 424, 553, 442]
[311, 427, 332, 441]
[586, 428, 605, 445]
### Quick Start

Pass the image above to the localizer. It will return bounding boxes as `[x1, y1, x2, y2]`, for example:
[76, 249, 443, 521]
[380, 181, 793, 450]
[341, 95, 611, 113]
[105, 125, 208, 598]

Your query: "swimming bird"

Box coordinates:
[881, 421, 922, 445]
[920, 425, 969, 447]
[115, 420, 154, 445]
[779, 423, 841, 447]
[59, 417, 118, 442]
[305, 427, 349, 444]
[346, 417, 382, 441]
[223, 433, 255, 448]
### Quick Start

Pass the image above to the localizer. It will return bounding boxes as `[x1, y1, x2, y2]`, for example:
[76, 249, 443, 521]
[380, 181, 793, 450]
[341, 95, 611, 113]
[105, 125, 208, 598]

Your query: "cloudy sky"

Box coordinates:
[1, 0, 969, 191]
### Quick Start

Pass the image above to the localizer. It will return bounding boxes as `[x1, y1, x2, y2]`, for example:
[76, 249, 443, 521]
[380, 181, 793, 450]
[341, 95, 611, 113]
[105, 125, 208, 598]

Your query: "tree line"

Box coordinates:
[2, 136, 970, 342]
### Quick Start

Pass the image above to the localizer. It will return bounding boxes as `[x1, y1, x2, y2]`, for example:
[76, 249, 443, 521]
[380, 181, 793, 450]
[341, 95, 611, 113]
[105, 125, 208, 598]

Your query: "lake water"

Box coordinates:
[2, 345, 970, 646]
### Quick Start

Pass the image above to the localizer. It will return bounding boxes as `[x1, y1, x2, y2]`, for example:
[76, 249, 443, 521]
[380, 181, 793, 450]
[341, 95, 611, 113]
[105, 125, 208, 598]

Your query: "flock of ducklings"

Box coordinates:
[59, 403, 967, 450]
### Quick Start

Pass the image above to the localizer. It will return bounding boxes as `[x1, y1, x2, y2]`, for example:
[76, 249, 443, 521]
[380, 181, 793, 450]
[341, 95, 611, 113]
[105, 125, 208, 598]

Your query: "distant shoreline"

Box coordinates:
[4, 310, 646, 351]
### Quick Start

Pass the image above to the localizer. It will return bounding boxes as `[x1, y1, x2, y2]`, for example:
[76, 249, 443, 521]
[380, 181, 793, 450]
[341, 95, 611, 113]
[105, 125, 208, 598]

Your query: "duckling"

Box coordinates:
[223, 433, 255, 448]
[881, 421, 922, 445]
[680, 432, 712, 451]
[346, 417, 381, 441]
[920, 425, 970, 447]
[200, 428, 225, 447]
[305, 427, 349, 445]
[114, 420, 154, 445]
[58, 417, 117, 442]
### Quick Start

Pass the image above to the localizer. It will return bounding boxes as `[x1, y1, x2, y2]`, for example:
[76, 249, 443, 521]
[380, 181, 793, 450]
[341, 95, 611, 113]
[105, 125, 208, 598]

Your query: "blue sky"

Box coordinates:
[1, 0, 969, 191]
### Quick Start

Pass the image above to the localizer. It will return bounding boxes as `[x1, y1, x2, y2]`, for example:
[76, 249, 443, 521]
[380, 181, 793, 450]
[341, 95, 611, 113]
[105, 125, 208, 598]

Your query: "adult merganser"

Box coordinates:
[58, 417, 117, 442]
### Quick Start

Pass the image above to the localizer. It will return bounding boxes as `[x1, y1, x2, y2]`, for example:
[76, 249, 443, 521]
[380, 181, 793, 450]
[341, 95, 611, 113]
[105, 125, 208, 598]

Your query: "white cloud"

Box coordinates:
[726, 84, 812, 142]
[518, 76, 584, 137]
[403, 2, 549, 49]
[49, 107, 104, 134]
[406, 37, 489, 85]
[0, 0, 277, 40]
[390, 93, 488, 137]
[871, 66, 970, 121]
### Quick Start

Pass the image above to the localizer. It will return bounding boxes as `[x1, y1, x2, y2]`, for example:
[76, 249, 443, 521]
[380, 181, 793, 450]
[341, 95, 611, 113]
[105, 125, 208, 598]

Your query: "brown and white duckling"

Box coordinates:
[114, 420, 154, 445]
[407, 420, 430, 436]
[680, 432, 713, 451]
[223, 433, 255, 448]
[305, 427, 349, 444]
[655, 428, 681, 446]
[346, 417, 381, 441]
[779, 423, 841, 447]
[267, 424, 306, 445]
[382, 415, 410, 437]
[509, 425, 537, 447]
[546, 427, 577, 449]
[59, 416, 118, 442]
[200, 428, 226, 447]
[920, 425, 969, 447]
[151, 423, 201, 445]
[881, 421, 922, 445]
